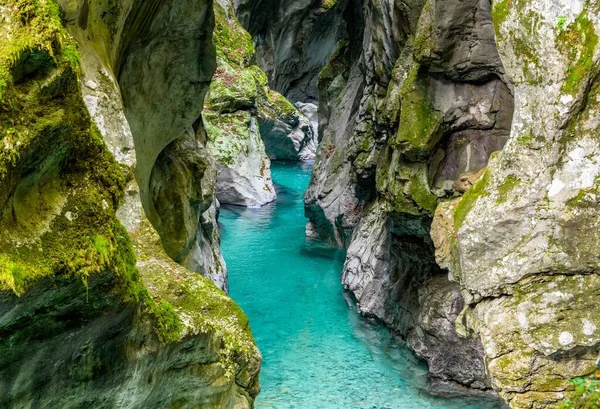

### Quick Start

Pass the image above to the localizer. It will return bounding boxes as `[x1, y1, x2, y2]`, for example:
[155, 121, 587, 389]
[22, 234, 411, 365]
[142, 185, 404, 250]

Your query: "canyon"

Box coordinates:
[1, 0, 599, 408]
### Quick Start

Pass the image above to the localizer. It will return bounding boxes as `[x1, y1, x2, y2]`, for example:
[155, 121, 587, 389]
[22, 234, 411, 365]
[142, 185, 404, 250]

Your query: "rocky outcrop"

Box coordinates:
[235, 0, 346, 102]
[57, 0, 228, 288]
[205, 1, 315, 207]
[0, 1, 260, 407]
[440, 1, 600, 407]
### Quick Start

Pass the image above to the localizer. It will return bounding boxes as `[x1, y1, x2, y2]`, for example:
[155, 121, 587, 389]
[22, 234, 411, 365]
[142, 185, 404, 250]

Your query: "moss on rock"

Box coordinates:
[393, 63, 443, 158]
[556, 10, 599, 96]
[453, 169, 490, 229]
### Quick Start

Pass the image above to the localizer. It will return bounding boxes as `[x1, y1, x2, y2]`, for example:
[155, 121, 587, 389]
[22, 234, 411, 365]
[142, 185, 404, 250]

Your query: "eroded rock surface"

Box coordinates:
[235, 0, 346, 102]
[446, 1, 600, 406]
[0, 1, 260, 407]
[248, 0, 511, 398]
[297, 0, 600, 405]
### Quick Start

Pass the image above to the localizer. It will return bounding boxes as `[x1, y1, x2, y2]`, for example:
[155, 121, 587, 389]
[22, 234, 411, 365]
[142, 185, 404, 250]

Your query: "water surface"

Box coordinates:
[220, 162, 504, 409]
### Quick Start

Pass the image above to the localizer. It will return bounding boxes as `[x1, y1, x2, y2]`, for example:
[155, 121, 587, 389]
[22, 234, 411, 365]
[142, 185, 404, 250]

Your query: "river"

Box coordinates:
[220, 162, 505, 409]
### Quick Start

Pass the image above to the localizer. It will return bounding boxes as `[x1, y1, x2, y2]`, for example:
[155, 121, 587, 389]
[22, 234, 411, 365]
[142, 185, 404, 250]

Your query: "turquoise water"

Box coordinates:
[220, 162, 504, 409]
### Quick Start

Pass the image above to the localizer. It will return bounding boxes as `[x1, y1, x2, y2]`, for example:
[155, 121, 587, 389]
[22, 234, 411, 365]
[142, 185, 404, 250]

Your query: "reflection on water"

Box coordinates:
[220, 162, 506, 409]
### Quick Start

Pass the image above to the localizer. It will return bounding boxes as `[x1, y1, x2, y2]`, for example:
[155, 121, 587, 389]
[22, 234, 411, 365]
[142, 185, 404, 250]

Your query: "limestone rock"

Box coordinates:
[407, 276, 491, 395]
[205, 111, 276, 207]
[447, 1, 600, 406]
[299, 0, 513, 399]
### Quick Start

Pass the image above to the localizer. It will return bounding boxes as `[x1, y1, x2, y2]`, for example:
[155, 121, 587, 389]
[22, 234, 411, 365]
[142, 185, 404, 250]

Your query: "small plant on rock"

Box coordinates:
[561, 370, 600, 409]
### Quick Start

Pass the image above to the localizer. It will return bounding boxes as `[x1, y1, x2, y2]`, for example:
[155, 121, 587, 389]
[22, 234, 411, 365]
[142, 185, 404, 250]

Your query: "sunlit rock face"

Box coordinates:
[0, 1, 260, 407]
[446, 1, 600, 407]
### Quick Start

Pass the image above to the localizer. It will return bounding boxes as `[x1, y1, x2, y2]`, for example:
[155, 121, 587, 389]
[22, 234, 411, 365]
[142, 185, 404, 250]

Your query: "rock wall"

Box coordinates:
[205, 0, 315, 207]
[0, 1, 260, 407]
[235, 0, 346, 103]
[443, 1, 600, 407]
[235, 0, 507, 395]
[58, 0, 228, 288]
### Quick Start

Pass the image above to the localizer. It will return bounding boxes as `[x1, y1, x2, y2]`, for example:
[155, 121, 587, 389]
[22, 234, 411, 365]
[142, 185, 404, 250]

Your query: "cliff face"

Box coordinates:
[235, 0, 346, 103]
[446, 1, 600, 406]
[239, 0, 600, 406]
[0, 0, 260, 407]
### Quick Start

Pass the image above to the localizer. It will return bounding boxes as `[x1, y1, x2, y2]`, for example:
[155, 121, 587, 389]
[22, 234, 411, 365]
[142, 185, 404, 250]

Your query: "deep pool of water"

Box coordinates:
[220, 162, 505, 409]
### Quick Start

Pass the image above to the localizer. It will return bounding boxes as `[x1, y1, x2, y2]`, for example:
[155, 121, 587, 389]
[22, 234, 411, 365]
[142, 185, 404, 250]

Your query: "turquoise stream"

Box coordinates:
[220, 162, 505, 409]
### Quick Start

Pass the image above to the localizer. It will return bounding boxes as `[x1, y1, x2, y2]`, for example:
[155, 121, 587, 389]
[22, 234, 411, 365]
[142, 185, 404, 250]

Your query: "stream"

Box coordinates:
[220, 162, 505, 409]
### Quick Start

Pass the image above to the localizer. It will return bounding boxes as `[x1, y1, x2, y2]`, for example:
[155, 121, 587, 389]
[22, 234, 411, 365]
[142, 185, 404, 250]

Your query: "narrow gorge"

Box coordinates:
[0, 0, 599, 408]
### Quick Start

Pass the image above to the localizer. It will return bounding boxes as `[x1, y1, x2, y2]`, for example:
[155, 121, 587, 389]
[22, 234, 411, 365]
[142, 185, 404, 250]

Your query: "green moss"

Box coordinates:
[566, 189, 597, 209]
[318, 40, 349, 83]
[491, 0, 512, 34]
[0, 0, 151, 328]
[413, 0, 432, 61]
[454, 169, 490, 229]
[0, 0, 81, 103]
[213, 2, 254, 68]
[321, 0, 337, 10]
[130, 219, 257, 376]
[394, 63, 443, 157]
[206, 64, 259, 113]
[268, 90, 297, 117]
[517, 133, 537, 145]
[492, 0, 529, 36]
[492, 0, 545, 84]
[496, 174, 521, 204]
[408, 173, 438, 213]
[557, 11, 599, 96]
[149, 300, 184, 344]
[204, 111, 252, 166]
